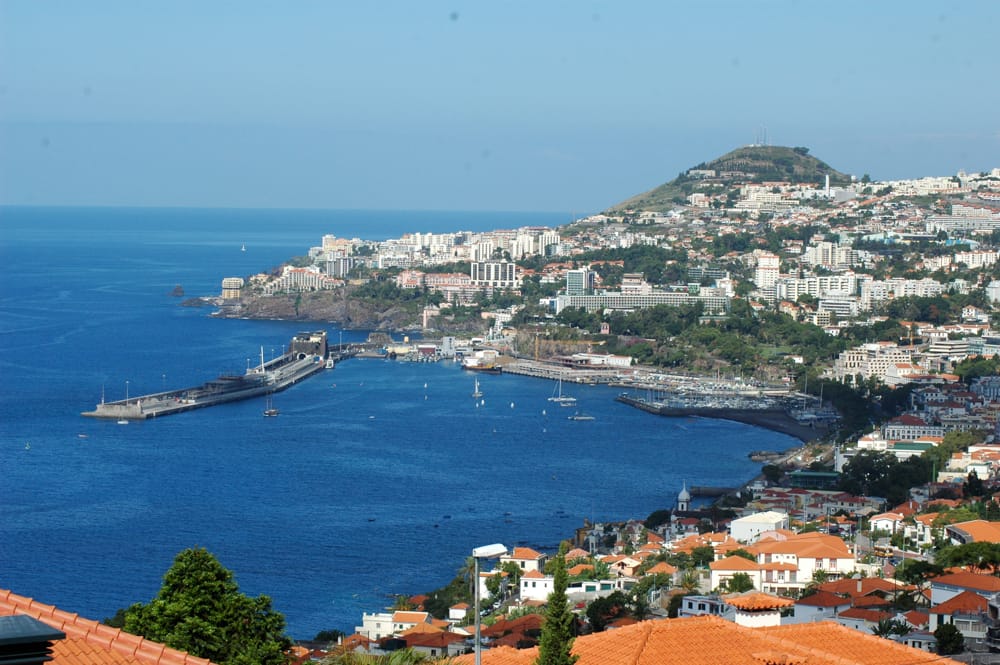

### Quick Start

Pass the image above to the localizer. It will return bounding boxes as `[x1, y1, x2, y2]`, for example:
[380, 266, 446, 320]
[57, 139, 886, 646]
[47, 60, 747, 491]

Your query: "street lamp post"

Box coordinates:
[472, 543, 506, 665]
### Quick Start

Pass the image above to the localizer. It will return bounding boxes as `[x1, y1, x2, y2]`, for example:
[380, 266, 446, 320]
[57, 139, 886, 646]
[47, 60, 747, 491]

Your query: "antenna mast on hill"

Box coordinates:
[754, 125, 769, 147]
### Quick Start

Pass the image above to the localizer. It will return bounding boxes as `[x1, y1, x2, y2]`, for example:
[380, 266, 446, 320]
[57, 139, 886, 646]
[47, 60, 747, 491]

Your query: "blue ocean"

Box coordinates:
[0, 206, 799, 639]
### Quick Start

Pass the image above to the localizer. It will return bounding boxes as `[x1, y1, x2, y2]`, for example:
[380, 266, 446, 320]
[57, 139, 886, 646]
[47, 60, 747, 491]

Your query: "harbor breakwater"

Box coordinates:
[615, 394, 829, 443]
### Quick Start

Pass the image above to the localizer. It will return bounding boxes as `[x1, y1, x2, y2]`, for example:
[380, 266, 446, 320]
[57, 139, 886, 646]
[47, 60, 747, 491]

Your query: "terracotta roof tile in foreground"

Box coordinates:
[0, 589, 217, 665]
[451, 616, 960, 665]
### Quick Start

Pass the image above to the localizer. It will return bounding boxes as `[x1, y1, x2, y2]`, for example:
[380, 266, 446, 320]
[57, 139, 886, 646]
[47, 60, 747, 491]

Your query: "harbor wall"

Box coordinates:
[615, 395, 827, 443]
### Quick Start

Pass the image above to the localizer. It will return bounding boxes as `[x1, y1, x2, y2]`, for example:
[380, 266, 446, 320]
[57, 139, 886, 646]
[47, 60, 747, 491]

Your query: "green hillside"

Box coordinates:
[607, 145, 851, 213]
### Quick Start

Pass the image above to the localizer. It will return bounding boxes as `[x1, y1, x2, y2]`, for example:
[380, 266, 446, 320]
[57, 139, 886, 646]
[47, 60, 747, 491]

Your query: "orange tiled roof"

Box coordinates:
[391, 610, 430, 624]
[399, 622, 443, 636]
[402, 630, 466, 649]
[709, 556, 760, 571]
[853, 596, 892, 609]
[0, 589, 217, 665]
[645, 562, 677, 575]
[451, 615, 959, 665]
[948, 519, 1000, 544]
[932, 571, 1000, 593]
[932, 590, 988, 615]
[725, 593, 794, 611]
[340, 633, 373, 651]
[838, 607, 892, 622]
[507, 547, 544, 561]
[818, 577, 903, 598]
[482, 613, 543, 638]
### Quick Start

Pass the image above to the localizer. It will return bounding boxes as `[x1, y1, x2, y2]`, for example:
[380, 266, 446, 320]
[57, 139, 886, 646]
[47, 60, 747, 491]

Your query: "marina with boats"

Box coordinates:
[80, 328, 833, 443]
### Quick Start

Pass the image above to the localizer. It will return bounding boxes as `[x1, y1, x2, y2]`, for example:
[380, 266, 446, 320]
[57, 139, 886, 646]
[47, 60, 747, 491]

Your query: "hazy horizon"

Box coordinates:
[2, 1, 997, 212]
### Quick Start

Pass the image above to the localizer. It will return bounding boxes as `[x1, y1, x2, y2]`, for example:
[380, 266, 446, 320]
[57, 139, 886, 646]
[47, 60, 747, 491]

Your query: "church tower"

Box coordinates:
[677, 482, 691, 513]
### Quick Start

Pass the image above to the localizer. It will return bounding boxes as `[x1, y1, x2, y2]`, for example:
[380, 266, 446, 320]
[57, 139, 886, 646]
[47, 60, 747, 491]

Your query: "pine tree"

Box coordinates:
[534, 547, 579, 665]
[123, 547, 291, 665]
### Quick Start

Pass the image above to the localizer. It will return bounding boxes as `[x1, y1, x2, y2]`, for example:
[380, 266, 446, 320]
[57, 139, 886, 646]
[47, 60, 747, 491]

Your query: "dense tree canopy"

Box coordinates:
[935, 623, 965, 655]
[935, 542, 1000, 574]
[585, 591, 630, 632]
[839, 451, 932, 506]
[123, 548, 291, 665]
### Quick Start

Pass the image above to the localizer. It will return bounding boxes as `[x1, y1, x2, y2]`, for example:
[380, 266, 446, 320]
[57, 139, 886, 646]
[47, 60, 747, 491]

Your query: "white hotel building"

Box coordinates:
[554, 289, 730, 315]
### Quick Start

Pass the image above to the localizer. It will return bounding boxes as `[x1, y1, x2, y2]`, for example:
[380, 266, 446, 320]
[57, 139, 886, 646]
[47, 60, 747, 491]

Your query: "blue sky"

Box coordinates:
[1, 1, 997, 212]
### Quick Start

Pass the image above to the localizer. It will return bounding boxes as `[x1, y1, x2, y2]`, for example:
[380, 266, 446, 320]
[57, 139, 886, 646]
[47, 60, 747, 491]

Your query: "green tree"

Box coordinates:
[934, 622, 965, 655]
[667, 593, 689, 618]
[534, 549, 579, 665]
[721, 572, 755, 593]
[690, 545, 716, 568]
[585, 591, 629, 632]
[501, 560, 524, 588]
[893, 559, 944, 589]
[761, 464, 783, 484]
[924, 430, 984, 474]
[810, 569, 830, 586]
[644, 509, 672, 530]
[678, 569, 701, 593]
[964, 470, 985, 498]
[871, 618, 910, 638]
[314, 629, 346, 644]
[936, 541, 1000, 573]
[123, 548, 291, 665]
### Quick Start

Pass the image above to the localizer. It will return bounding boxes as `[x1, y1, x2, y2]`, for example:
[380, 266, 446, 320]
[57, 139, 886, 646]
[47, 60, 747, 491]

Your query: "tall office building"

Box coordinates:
[566, 268, 595, 295]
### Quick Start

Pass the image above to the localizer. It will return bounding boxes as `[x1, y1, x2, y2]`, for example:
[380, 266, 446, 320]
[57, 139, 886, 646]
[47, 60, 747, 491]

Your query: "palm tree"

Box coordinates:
[871, 618, 910, 639]
[458, 555, 477, 601]
[679, 569, 701, 594]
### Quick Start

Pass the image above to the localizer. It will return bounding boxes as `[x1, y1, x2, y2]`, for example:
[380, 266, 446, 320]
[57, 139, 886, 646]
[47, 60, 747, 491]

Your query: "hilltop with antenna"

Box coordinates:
[606, 144, 850, 213]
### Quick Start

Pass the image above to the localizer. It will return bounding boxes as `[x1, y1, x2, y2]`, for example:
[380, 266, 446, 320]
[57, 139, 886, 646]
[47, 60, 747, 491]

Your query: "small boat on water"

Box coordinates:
[548, 378, 577, 407]
[472, 377, 483, 398]
[263, 395, 279, 417]
[567, 412, 595, 421]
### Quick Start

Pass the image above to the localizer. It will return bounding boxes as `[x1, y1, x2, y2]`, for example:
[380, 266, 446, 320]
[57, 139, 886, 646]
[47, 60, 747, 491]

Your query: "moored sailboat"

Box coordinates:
[548, 378, 577, 407]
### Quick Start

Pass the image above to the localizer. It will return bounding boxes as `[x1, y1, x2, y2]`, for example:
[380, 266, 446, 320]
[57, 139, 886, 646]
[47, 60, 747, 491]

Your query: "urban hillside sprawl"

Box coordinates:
[190, 149, 1000, 660]
[7, 149, 1000, 665]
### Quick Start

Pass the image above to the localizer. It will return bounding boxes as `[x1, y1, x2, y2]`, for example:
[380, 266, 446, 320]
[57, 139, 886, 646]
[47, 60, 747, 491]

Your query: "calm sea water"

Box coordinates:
[0, 206, 798, 639]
